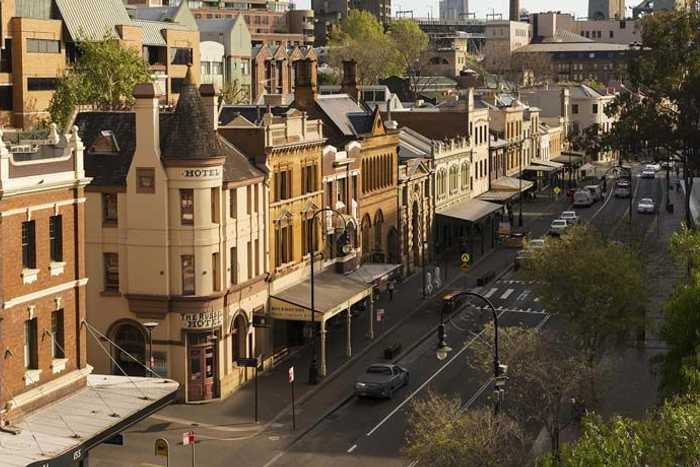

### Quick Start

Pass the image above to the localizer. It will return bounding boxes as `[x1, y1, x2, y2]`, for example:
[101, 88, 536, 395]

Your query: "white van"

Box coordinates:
[573, 190, 594, 207]
[585, 185, 603, 202]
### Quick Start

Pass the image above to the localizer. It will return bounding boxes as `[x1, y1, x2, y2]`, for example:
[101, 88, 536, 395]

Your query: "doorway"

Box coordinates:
[187, 332, 217, 401]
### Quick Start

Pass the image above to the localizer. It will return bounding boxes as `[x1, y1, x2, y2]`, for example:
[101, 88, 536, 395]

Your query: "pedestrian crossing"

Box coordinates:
[464, 278, 547, 316]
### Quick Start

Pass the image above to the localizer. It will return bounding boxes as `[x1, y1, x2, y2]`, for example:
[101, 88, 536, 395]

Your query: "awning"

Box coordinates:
[347, 263, 401, 285]
[532, 158, 564, 169]
[478, 190, 519, 202]
[552, 154, 584, 165]
[0, 373, 179, 467]
[491, 176, 535, 192]
[437, 198, 503, 222]
[524, 164, 556, 173]
[270, 270, 371, 321]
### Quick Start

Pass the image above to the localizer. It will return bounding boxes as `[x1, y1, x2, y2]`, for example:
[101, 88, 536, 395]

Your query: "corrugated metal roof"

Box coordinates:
[55, 0, 132, 41]
[16, 0, 53, 19]
[132, 19, 191, 46]
[515, 42, 629, 53]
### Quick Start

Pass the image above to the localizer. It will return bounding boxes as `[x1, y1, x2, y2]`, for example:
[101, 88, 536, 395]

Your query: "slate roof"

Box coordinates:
[219, 105, 292, 126]
[315, 95, 370, 138]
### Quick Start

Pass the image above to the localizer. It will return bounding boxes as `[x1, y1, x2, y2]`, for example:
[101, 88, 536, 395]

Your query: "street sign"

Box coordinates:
[460, 253, 471, 264]
[554, 186, 561, 194]
[460, 264, 470, 272]
[154, 438, 169, 457]
[182, 431, 196, 446]
[288, 366, 294, 383]
[377, 309, 384, 322]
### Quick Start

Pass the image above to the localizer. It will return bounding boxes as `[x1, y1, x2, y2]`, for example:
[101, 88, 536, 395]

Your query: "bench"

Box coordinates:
[384, 342, 402, 360]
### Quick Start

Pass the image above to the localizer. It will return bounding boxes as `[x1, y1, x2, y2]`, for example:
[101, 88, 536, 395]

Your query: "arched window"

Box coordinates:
[449, 165, 458, 193]
[461, 162, 469, 189]
[231, 313, 248, 364]
[361, 214, 371, 259]
[374, 210, 384, 253]
[112, 322, 146, 377]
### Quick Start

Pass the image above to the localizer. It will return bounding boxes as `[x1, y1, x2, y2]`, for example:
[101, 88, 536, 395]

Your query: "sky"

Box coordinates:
[294, 0, 589, 21]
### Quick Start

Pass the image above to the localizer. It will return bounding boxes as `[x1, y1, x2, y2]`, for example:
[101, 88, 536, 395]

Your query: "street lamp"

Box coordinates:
[518, 140, 524, 227]
[142, 321, 159, 377]
[437, 290, 505, 414]
[308, 207, 352, 385]
[422, 240, 429, 299]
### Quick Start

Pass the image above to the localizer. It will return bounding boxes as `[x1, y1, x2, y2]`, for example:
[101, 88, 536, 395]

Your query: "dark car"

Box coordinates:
[354, 364, 409, 399]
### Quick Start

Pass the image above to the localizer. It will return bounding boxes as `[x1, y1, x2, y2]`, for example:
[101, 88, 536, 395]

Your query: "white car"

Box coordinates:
[560, 211, 580, 225]
[645, 163, 661, 171]
[548, 219, 569, 236]
[637, 198, 655, 214]
[573, 190, 594, 207]
[641, 168, 656, 179]
[528, 238, 546, 249]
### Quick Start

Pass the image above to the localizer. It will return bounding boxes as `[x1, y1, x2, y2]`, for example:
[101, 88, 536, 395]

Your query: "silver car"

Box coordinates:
[548, 219, 569, 236]
[355, 364, 409, 399]
[641, 168, 656, 179]
[637, 198, 655, 214]
[560, 211, 580, 225]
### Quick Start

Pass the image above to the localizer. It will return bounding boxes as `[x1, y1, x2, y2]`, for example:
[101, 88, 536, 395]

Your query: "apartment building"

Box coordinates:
[482, 20, 531, 72]
[571, 19, 641, 44]
[0, 124, 178, 465]
[589, 0, 625, 20]
[76, 71, 268, 403]
[313, 0, 389, 45]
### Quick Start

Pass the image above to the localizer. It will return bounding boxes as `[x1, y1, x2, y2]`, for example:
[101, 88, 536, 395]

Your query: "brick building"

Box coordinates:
[0, 124, 177, 465]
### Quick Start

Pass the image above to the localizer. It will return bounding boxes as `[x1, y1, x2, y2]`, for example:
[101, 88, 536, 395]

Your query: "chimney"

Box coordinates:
[294, 58, 318, 112]
[133, 82, 160, 156]
[341, 60, 359, 103]
[199, 83, 219, 130]
[510, 0, 519, 21]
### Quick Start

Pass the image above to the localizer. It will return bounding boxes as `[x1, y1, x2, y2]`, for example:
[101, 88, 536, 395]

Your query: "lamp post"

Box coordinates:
[438, 291, 505, 414]
[308, 207, 352, 385]
[519, 143, 524, 227]
[143, 321, 158, 377]
[422, 240, 429, 298]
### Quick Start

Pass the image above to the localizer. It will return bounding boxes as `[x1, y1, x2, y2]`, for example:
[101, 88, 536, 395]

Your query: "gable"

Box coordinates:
[370, 110, 386, 137]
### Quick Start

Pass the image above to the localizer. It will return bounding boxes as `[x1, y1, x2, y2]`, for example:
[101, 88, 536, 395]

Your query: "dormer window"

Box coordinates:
[136, 167, 155, 193]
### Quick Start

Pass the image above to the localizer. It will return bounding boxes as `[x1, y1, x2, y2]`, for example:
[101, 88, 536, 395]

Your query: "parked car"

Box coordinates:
[585, 185, 603, 202]
[637, 198, 656, 214]
[527, 238, 547, 249]
[573, 190, 594, 207]
[560, 211, 580, 225]
[661, 160, 674, 170]
[515, 238, 547, 269]
[641, 168, 656, 179]
[354, 364, 409, 399]
[614, 181, 631, 198]
[645, 162, 661, 171]
[548, 219, 569, 236]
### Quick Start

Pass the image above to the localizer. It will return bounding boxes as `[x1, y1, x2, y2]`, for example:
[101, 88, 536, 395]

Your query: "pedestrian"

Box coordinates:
[388, 280, 395, 302]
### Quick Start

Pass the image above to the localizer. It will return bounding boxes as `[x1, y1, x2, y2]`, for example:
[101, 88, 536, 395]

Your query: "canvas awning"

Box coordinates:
[491, 176, 535, 192]
[552, 154, 584, 165]
[269, 270, 371, 321]
[347, 263, 401, 285]
[478, 190, 519, 202]
[437, 198, 503, 222]
[532, 158, 564, 169]
[524, 164, 557, 173]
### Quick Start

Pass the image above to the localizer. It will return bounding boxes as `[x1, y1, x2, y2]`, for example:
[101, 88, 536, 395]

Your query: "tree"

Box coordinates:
[669, 222, 700, 281]
[572, 123, 605, 161]
[523, 226, 647, 366]
[469, 324, 601, 457]
[403, 391, 528, 467]
[388, 19, 429, 99]
[537, 396, 700, 466]
[327, 10, 401, 86]
[48, 35, 152, 128]
[220, 79, 248, 104]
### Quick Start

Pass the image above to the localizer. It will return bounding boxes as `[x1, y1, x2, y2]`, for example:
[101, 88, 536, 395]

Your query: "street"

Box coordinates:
[90, 163, 677, 467]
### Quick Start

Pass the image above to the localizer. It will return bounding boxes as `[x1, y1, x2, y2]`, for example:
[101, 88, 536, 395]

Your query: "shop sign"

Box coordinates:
[180, 310, 223, 329]
[182, 168, 220, 178]
[269, 298, 314, 321]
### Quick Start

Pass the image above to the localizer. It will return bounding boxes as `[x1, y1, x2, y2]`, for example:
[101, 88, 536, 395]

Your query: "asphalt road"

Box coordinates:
[264, 165, 667, 467]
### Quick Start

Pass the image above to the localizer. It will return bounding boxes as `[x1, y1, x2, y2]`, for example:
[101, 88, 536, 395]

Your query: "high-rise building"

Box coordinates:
[439, 0, 469, 20]
[589, 0, 626, 19]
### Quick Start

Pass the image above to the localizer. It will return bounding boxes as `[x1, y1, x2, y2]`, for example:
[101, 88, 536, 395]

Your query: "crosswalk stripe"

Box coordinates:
[500, 289, 514, 299]
[516, 290, 530, 301]
[484, 288, 498, 298]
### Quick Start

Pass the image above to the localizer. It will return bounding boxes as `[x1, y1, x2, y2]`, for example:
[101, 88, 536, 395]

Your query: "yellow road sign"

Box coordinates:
[460, 253, 471, 264]
[553, 186, 561, 194]
[460, 264, 470, 272]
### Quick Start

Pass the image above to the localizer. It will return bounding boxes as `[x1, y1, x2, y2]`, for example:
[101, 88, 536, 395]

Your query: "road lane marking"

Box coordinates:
[263, 452, 285, 467]
[365, 310, 508, 437]
[500, 289, 514, 299]
[590, 183, 615, 222]
[516, 290, 530, 301]
[347, 444, 358, 453]
[484, 288, 498, 298]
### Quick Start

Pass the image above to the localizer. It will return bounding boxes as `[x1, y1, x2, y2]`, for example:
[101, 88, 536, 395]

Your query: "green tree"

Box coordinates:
[403, 391, 528, 467]
[470, 324, 601, 457]
[220, 79, 248, 104]
[387, 19, 429, 99]
[572, 123, 605, 162]
[669, 222, 700, 281]
[523, 226, 647, 367]
[48, 35, 152, 128]
[328, 10, 401, 86]
[538, 396, 700, 466]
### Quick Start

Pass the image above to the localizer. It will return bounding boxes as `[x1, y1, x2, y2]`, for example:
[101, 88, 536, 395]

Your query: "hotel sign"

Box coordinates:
[180, 310, 223, 329]
[269, 298, 314, 321]
[182, 168, 220, 178]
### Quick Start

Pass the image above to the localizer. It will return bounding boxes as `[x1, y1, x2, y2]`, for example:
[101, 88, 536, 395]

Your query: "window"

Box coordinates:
[136, 167, 155, 193]
[212, 253, 220, 292]
[229, 189, 237, 218]
[182, 255, 195, 295]
[180, 189, 194, 225]
[24, 318, 38, 370]
[49, 215, 63, 262]
[51, 310, 65, 359]
[572, 104, 579, 114]
[230, 246, 238, 285]
[247, 241, 253, 279]
[302, 217, 317, 256]
[27, 78, 57, 91]
[275, 221, 293, 267]
[0, 39, 12, 73]
[170, 47, 192, 65]
[275, 168, 292, 201]
[103, 193, 118, 224]
[609, 30, 614, 38]
[254, 239, 260, 276]
[592, 104, 599, 114]
[211, 188, 220, 223]
[302, 164, 317, 194]
[253, 184, 259, 213]
[246, 185, 252, 214]
[21, 220, 36, 269]
[104, 253, 119, 292]
[0, 85, 12, 111]
[27, 38, 60, 53]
